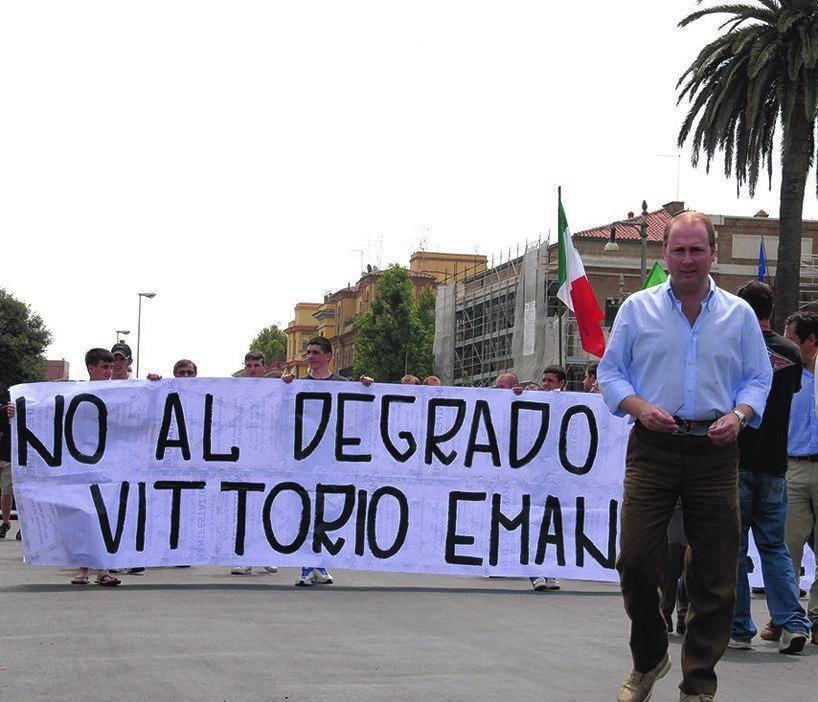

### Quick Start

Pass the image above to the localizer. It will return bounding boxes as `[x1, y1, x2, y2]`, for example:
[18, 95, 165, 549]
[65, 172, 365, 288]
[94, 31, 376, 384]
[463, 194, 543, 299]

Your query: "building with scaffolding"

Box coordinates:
[433, 203, 818, 389]
[283, 250, 487, 377]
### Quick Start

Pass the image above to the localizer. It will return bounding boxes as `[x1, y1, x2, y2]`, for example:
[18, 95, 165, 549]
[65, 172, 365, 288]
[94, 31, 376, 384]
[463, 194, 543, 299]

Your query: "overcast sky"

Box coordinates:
[2, 2, 814, 379]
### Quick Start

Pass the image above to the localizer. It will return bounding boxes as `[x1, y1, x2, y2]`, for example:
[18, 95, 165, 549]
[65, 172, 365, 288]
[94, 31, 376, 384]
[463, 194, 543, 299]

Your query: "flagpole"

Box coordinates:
[557, 187, 564, 366]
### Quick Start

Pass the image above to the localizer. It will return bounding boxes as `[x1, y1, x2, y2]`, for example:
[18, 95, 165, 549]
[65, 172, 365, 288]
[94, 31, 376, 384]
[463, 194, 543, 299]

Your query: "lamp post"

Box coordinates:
[136, 292, 156, 378]
[115, 329, 130, 344]
[606, 201, 650, 285]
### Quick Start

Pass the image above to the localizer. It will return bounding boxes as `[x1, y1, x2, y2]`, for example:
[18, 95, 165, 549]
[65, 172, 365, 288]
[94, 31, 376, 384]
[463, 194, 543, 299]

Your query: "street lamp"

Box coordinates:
[607, 201, 650, 285]
[136, 292, 157, 378]
[115, 329, 131, 343]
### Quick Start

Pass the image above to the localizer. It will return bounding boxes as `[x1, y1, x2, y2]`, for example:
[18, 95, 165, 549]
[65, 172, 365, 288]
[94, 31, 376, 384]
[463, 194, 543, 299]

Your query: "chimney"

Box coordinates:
[754, 209, 769, 218]
[663, 201, 686, 215]
[627, 211, 634, 219]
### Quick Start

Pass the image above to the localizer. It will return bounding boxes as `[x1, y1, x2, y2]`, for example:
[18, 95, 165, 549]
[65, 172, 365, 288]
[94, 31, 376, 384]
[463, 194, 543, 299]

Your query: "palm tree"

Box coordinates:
[677, 0, 818, 328]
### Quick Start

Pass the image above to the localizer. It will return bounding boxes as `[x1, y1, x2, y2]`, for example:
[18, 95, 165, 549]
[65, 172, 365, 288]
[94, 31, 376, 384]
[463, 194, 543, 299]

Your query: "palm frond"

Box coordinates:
[680, 4, 778, 29]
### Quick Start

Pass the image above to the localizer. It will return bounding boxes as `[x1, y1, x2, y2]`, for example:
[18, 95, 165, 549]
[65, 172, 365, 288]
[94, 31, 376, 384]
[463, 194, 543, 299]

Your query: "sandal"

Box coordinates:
[95, 573, 121, 587]
[71, 575, 90, 585]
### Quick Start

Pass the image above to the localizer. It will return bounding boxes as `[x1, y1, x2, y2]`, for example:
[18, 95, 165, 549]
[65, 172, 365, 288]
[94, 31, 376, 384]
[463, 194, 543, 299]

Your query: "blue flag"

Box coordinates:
[758, 238, 767, 281]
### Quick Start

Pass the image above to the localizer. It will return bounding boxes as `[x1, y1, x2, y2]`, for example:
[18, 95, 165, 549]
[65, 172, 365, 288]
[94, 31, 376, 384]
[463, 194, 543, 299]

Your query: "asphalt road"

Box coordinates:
[0, 537, 814, 702]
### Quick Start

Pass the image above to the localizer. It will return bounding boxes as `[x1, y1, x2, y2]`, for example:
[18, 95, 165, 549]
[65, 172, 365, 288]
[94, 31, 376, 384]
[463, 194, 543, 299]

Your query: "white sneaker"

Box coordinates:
[313, 567, 333, 584]
[532, 576, 561, 591]
[779, 629, 807, 655]
[727, 637, 752, 650]
[295, 567, 316, 586]
[263, 566, 278, 573]
[231, 566, 252, 575]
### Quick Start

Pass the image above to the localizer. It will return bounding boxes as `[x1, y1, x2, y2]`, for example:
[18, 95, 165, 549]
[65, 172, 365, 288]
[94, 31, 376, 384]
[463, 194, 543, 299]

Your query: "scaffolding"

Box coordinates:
[434, 241, 596, 389]
[799, 254, 818, 308]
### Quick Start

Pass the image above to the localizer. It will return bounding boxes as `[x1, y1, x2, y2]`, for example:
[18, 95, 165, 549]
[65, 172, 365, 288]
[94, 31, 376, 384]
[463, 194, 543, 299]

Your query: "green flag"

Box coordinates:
[643, 261, 668, 289]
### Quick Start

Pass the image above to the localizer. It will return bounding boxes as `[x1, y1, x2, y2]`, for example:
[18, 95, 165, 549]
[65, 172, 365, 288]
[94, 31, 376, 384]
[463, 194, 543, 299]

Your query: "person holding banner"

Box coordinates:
[72, 348, 122, 587]
[598, 212, 772, 702]
[494, 371, 561, 593]
[231, 350, 279, 577]
[283, 337, 373, 586]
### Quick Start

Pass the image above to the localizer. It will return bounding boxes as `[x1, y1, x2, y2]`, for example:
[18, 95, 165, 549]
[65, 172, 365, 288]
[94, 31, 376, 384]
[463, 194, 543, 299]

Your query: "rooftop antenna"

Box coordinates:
[657, 153, 681, 200]
[349, 249, 364, 274]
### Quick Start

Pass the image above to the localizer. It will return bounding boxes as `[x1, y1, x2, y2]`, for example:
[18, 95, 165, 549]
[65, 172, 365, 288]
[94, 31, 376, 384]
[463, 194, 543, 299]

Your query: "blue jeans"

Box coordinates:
[732, 471, 811, 640]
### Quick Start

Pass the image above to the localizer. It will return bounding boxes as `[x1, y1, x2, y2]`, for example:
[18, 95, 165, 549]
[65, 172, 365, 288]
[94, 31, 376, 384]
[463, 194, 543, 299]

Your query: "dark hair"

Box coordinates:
[173, 359, 197, 374]
[663, 211, 716, 246]
[244, 350, 266, 364]
[784, 311, 818, 344]
[85, 348, 114, 367]
[586, 363, 598, 379]
[736, 280, 773, 320]
[307, 336, 332, 354]
[542, 365, 567, 382]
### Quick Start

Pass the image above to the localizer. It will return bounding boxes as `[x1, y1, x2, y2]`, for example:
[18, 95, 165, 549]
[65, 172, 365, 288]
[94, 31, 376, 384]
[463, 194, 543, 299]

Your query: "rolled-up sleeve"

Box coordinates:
[598, 301, 636, 417]
[734, 308, 773, 428]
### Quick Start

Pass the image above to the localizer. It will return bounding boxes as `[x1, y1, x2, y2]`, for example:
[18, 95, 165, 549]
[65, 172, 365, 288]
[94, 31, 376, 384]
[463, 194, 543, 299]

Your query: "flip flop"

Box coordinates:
[95, 574, 121, 587]
[71, 575, 90, 585]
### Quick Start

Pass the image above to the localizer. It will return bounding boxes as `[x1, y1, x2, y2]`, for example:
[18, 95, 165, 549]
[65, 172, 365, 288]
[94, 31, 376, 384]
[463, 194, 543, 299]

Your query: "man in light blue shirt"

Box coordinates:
[598, 212, 772, 702]
[783, 311, 818, 645]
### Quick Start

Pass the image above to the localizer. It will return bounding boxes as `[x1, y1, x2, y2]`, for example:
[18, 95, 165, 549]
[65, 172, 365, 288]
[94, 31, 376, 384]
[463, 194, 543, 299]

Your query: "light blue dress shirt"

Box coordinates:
[787, 369, 818, 455]
[598, 277, 772, 428]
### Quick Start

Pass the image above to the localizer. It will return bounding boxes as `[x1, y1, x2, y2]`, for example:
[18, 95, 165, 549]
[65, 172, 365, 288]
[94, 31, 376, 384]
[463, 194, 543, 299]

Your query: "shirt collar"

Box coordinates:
[665, 275, 716, 310]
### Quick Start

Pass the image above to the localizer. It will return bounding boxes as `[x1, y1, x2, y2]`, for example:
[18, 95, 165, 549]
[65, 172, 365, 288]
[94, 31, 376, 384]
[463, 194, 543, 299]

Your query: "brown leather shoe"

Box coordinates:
[617, 653, 670, 702]
[759, 619, 782, 641]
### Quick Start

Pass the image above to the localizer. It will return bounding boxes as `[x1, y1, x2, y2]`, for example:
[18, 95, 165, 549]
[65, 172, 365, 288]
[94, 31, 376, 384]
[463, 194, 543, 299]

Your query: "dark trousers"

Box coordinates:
[618, 424, 739, 696]
[661, 541, 689, 627]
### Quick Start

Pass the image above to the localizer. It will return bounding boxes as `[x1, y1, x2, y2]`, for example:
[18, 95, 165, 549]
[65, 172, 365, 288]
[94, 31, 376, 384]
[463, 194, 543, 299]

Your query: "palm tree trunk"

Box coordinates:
[774, 95, 814, 330]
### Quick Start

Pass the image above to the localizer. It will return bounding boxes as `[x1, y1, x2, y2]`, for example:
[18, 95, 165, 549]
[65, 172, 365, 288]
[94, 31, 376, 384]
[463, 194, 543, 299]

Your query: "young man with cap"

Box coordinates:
[111, 342, 133, 380]
[599, 212, 771, 702]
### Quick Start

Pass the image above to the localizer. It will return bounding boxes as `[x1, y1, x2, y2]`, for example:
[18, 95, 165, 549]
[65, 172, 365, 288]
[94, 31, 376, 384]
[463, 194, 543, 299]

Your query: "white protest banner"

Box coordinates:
[10, 379, 629, 578]
[11, 379, 815, 588]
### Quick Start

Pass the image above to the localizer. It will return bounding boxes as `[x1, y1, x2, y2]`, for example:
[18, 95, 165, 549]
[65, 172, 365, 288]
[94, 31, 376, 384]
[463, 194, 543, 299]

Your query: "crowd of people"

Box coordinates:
[1, 210, 817, 700]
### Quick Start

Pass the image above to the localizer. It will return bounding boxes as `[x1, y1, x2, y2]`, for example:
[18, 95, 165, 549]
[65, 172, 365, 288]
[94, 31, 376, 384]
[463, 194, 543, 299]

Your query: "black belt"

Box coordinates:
[673, 418, 713, 436]
[788, 454, 818, 462]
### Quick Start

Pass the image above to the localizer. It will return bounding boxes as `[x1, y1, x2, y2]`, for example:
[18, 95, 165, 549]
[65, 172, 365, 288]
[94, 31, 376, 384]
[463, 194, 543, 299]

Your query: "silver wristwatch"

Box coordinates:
[732, 409, 748, 428]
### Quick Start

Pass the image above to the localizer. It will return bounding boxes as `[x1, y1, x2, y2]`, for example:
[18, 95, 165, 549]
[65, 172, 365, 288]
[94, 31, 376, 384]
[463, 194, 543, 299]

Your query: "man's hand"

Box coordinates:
[512, 385, 524, 395]
[620, 396, 677, 433]
[281, 373, 295, 384]
[6, 402, 14, 419]
[636, 404, 678, 433]
[147, 374, 162, 382]
[359, 375, 374, 387]
[707, 413, 740, 446]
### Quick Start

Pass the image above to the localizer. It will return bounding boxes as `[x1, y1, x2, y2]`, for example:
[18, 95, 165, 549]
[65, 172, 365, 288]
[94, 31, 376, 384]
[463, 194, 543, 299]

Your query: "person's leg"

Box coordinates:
[731, 471, 757, 643]
[617, 426, 682, 674]
[785, 461, 814, 607]
[752, 473, 811, 636]
[0, 494, 11, 524]
[805, 467, 818, 625]
[0, 459, 12, 528]
[678, 438, 739, 697]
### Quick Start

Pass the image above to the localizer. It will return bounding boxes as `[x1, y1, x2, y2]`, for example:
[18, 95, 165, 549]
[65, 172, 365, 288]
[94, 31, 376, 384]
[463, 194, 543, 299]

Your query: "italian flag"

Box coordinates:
[557, 188, 606, 358]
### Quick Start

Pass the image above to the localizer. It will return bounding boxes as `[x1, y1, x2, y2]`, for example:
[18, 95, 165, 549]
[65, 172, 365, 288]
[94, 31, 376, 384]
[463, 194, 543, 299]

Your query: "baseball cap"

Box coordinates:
[111, 342, 133, 359]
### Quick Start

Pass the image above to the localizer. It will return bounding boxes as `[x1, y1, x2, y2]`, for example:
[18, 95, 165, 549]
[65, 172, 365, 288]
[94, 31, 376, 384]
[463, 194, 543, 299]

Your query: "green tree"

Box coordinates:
[0, 289, 51, 395]
[353, 265, 434, 381]
[677, 0, 818, 328]
[249, 324, 288, 365]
